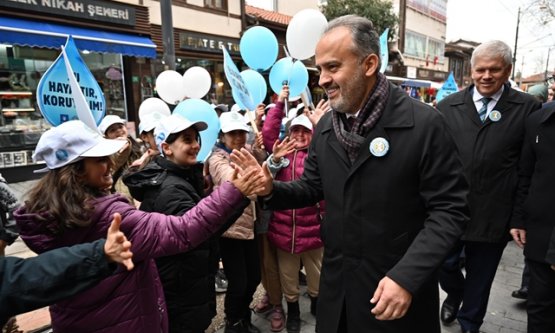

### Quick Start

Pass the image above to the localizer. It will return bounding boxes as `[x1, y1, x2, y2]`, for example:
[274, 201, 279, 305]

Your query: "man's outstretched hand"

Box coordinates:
[230, 148, 274, 197]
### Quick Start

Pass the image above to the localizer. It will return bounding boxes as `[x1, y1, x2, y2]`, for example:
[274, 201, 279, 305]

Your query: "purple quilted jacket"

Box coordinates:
[14, 181, 245, 333]
[262, 102, 324, 254]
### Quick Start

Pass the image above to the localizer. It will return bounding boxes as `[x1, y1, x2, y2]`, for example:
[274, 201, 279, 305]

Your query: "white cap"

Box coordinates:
[290, 114, 313, 131]
[230, 104, 242, 113]
[139, 112, 166, 134]
[220, 111, 250, 133]
[33, 120, 127, 173]
[98, 115, 125, 135]
[154, 114, 207, 152]
[264, 103, 276, 111]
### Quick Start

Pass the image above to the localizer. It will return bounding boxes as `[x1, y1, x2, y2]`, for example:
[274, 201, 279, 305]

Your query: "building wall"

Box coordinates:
[404, 7, 448, 73]
[117, 0, 242, 38]
[277, 0, 320, 16]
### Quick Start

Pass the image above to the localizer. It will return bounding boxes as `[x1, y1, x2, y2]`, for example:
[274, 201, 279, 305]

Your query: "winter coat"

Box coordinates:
[511, 102, 555, 264]
[14, 181, 248, 333]
[123, 156, 233, 332]
[437, 84, 541, 243]
[0, 239, 115, 326]
[262, 102, 324, 253]
[207, 144, 256, 240]
[261, 83, 469, 333]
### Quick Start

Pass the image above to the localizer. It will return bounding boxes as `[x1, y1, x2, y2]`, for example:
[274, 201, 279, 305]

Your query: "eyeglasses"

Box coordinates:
[547, 76, 555, 85]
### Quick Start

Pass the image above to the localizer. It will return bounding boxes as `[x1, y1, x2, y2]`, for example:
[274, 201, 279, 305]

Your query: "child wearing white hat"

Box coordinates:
[14, 119, 265, 333]
[261, 85, 331, 333]
[123, 114, 230, 333]
[206, 111, 266, 332]
[98, 115, 143, 201]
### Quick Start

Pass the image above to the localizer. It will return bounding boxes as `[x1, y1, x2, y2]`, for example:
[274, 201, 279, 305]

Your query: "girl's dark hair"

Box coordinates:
[24, 160, 106, 233]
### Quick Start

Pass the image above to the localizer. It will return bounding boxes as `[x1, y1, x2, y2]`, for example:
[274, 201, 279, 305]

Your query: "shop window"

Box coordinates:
[174, 57, 235, 106]
[0, 44, 126, 168]
[204, 0, 227, 10]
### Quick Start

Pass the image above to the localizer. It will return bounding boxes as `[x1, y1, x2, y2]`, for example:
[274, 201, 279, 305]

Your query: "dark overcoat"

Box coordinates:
[511, 101, 555, 263]
[437, 84, 541, 243]
[263, 83, 469, 332]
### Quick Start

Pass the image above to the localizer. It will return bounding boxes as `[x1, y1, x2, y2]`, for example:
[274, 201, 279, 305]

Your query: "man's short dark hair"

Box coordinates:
[324, 15, 381, 65]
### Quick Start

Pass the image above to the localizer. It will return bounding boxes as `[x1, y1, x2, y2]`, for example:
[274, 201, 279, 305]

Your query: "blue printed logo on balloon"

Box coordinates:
[240, 26, 278, 72]
[173, 99, 220, 162]
[269, 57, 309, 98]
[36, 36, 105, 126]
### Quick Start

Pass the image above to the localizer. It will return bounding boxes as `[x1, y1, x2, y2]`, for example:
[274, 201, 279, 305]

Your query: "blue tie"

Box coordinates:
[478, 97, 492, 122]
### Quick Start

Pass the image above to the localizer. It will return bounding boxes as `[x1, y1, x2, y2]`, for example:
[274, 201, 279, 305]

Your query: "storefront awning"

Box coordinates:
[0, 16, 156, 58]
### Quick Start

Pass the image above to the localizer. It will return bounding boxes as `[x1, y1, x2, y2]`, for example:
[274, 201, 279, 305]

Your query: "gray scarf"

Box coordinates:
[331, 72, 389, 163]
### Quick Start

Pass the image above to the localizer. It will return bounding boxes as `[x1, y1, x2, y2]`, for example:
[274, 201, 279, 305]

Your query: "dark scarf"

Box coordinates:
[331, 72, 389, 163]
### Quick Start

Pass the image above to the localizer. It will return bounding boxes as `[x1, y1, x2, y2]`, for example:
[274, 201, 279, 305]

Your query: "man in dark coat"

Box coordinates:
[436, 40, 541, 333]
[510, 100, 555, 333]
[236, 15, 469, 333]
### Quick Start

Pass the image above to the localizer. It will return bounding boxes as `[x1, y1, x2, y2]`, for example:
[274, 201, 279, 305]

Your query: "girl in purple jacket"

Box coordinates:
[13, 120, 265, 333]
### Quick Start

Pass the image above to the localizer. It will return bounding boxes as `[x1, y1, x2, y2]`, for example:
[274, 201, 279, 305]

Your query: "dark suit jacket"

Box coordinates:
[263, 83, 469, 333]
[511, 102, 555, 263]
[437, 84, 541, 243]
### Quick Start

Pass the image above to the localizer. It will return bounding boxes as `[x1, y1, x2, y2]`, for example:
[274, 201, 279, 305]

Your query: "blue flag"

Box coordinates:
[379, 28, 389, 74]
[436, 72, 459, 102]
[222, 47, 255, 111]
[36, 36, 105, 128]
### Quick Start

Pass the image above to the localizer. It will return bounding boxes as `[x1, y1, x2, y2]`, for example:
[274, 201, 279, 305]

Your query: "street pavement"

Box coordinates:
[6, 180, 528, 333]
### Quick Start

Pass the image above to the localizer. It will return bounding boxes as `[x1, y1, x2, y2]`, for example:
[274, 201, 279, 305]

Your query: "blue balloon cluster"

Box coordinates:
[269, 57, 309, 98]
[240, 26, 278, 71]
[173, 99, 220, 162]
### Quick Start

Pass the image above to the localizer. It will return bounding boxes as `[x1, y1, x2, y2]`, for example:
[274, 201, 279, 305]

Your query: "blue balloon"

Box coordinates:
[269, 57, 309, 98]
[173, 99, 220, 162]
[234, 69, 267, 110]
[240, 26, 278, 71]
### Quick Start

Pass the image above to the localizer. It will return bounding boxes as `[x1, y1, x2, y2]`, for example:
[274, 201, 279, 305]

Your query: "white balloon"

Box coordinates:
[183, 66, 212, 99]
[138, 97, 171, 120]
[286, 9, 328, 60]
[156, 70, 186, 105]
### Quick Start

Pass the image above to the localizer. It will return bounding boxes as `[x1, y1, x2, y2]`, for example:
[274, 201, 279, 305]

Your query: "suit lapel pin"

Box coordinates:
[489, 110, 502, 122]
[369, 137, 389, 157]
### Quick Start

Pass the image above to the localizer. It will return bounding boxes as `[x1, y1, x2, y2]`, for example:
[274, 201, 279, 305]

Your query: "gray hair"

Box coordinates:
[471, 40, 513, 68]
[324, 15, 381, 62]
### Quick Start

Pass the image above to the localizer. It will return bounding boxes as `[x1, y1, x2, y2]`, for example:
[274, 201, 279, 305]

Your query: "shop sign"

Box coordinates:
[418, 68, 447, 81]
[407, 66, 417, 79]
[179, 32, 240, 56]
[2, 0, 136, 26]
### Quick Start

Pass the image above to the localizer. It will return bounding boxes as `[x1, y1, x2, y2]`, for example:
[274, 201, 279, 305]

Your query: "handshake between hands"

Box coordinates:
[229, 148, 273, 198]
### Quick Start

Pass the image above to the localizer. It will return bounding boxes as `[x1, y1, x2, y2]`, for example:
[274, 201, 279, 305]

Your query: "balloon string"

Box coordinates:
[246, 108, 264, 150]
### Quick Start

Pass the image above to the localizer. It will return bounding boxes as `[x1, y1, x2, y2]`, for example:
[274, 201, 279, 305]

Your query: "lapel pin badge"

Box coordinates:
[369, 137, 389, 157]
[489, 110, 502, 122]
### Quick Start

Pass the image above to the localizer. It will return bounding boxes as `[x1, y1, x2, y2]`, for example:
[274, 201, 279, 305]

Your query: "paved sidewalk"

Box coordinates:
[6, 179, 528, 333]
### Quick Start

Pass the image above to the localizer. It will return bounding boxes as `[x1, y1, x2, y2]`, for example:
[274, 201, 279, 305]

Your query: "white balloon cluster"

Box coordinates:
[155, 67, 212, 105]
